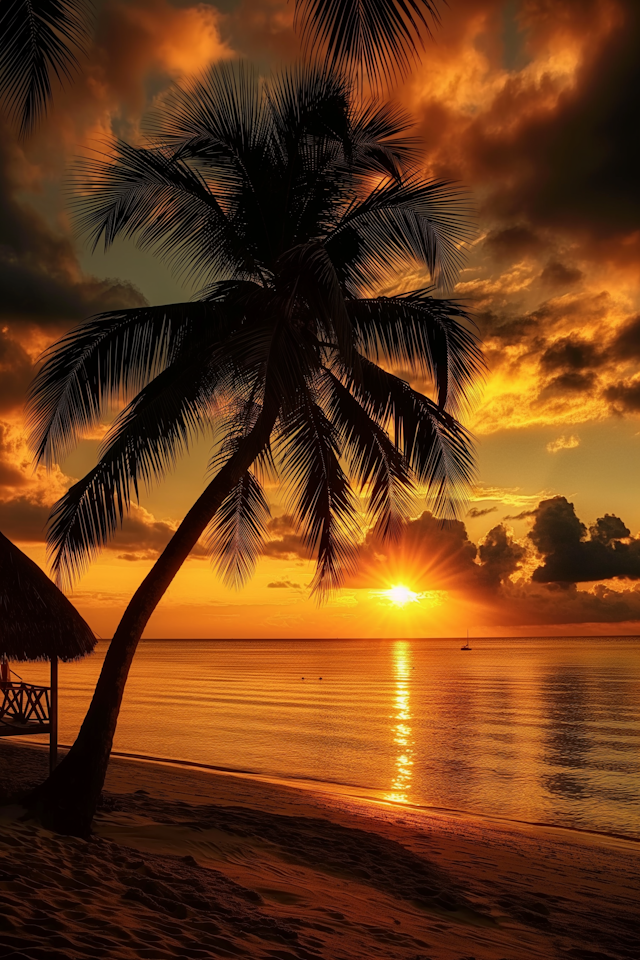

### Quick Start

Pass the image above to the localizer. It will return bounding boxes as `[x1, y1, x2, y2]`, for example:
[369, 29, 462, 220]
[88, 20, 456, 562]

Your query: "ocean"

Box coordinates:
[14, 636, 640, 839]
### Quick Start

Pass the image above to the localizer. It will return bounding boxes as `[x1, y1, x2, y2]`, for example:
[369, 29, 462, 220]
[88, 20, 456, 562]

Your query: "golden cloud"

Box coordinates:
[546, 434, 580, 453]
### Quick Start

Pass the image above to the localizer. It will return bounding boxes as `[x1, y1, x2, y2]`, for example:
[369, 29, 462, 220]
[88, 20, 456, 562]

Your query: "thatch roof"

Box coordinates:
[0, 531, 96, 661]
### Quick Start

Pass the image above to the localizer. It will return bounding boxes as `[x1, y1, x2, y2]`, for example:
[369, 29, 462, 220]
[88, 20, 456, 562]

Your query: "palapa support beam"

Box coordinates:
[50, 656, 58, 774]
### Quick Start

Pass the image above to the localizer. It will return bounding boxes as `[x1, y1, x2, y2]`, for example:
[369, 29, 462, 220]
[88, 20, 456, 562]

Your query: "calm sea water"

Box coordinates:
[14, 637, 640, 839]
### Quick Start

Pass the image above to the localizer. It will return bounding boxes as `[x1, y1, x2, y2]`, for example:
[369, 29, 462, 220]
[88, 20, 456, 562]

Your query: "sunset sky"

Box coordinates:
[1, 0, 639, 638]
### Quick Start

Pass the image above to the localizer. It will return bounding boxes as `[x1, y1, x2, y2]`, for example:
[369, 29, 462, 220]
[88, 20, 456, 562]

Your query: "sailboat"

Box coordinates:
[461, 629, 472, 651]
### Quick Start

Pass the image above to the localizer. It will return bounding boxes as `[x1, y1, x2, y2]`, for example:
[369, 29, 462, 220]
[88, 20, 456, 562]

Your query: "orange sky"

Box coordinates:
[1, 0, 640, 638]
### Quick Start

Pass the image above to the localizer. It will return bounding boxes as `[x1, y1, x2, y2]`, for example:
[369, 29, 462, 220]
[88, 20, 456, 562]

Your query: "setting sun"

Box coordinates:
[385, 585, 420, 606]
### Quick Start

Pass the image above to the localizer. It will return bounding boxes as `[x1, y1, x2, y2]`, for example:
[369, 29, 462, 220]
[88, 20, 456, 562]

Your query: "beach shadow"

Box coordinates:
[99, 791, 496, 929]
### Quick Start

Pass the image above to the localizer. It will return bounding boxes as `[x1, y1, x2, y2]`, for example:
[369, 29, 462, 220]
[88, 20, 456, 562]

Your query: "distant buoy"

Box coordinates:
[319, 677, 322, 680]
[302, 677, 305, 680]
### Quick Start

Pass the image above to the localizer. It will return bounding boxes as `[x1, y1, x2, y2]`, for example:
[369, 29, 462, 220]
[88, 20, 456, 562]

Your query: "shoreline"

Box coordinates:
[2, 739, 639, 959]
[12, 736, 640, 849]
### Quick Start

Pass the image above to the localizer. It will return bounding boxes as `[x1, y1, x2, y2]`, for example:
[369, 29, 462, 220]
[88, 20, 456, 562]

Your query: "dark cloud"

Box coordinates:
[476, 288, 640, 424]
[603, 379, 640, 413]
[0, 135, 146, 333]
[516, 1, 640, 237]
[506, 292, 614, 357]
[469, 1, 640, 238]
[589, 514, 630, 544]
[540, 370, 598, 398]
[263, 514, 313, 561]
[475, 310, 539, 345]
[351, 512, 524, 593]
[410, 0, 639, 297]
[266, 509, 525, 594]
[262, 534, 311, 560]
[267, 580, 301, 589]
[538, 260, 584, 288]
[0, 422, 63, 541]
[497, 580, 640, 627]
[0, 129, 146, 414]
[267, 514, 297, 535]
[477, 524, 526, 588]
[0, 479, 208, 561]
[113, 506, 208, 560]
[371, 501, 640, 624]
[366, 511, 479, 590]
[0, 417, 173, 557]
[0, 462, 28, 487]
[610, 315, 640, 360]
[503, 508, 536, 521]
[478, 291, 614, 358]
[530, 496, 640, 584]
[0, 495, 51, 542]
[530, 497, 586, 556]
[539, 337, 602, 373]
[467, 506, 497, 518]
[228, 0, 296, 62]
[264, 511, 485, 587]
[483, 224, 544, 261]
[0, 333, 36, 415]
[364, 502, 640, 624]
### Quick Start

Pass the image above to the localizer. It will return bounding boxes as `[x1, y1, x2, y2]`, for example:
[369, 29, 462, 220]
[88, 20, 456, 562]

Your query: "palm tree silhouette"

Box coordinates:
[27, 61, 482, 834]
[1, 0, 443, 135]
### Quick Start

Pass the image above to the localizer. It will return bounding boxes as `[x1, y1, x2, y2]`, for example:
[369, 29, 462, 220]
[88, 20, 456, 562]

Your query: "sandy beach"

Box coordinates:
[0, 740, 638, 960]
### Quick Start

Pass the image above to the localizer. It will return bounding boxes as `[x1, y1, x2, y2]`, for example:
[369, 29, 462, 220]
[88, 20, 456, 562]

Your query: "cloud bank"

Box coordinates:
[264, 494, 640, 625]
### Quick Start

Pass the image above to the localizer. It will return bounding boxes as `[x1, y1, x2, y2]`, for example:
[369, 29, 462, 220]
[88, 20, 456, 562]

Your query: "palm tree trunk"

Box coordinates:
[28, 411, 276, 836]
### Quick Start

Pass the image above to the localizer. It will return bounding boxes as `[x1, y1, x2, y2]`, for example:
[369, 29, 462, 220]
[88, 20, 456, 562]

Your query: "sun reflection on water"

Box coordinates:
[387, 640, 414, 803]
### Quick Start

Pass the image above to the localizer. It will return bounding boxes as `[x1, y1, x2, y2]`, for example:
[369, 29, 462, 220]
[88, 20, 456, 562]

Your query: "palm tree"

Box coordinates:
[0, 0, 443, 135]
[26, 61, 482, 835]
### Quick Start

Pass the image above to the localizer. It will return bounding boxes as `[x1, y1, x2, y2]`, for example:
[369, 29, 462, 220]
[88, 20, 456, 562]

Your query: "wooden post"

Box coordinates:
[49, 656, 58, 774]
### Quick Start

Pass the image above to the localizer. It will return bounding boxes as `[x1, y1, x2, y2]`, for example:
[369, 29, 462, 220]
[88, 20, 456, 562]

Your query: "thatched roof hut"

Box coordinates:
[0, 531, 96, 662]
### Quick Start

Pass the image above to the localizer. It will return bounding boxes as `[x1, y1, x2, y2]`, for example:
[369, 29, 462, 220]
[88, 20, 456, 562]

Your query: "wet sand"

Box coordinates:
[0, 739, 638, 959]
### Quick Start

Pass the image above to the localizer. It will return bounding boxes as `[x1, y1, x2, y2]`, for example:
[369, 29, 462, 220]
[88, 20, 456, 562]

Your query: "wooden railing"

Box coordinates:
[0, 681, 51, 733]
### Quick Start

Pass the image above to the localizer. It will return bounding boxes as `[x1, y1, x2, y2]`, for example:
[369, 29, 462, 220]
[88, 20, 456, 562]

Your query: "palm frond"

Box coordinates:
[204, 312, 321, 488]
[294, 0, 443, 86]
[0, 0, 91, 137]
[276, 242, 355, 369]
[265, 62, 350, 153]
[206, 470, 271, 589]
[145, 60, 265, 161]
[347, 356, 476, 518]
[72, 140, 262, 286]
[204, 306, 322, 487]
[262, 313, 326, 413]
[322, 369, 413, 541]
[349, 99, 420, 180]
[276, 389, 359, 595]
[46, 349, 220, 586]
[328, 174, 475, 292]
[348, 291, 484, 413]
[27, 301, 233, 469]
